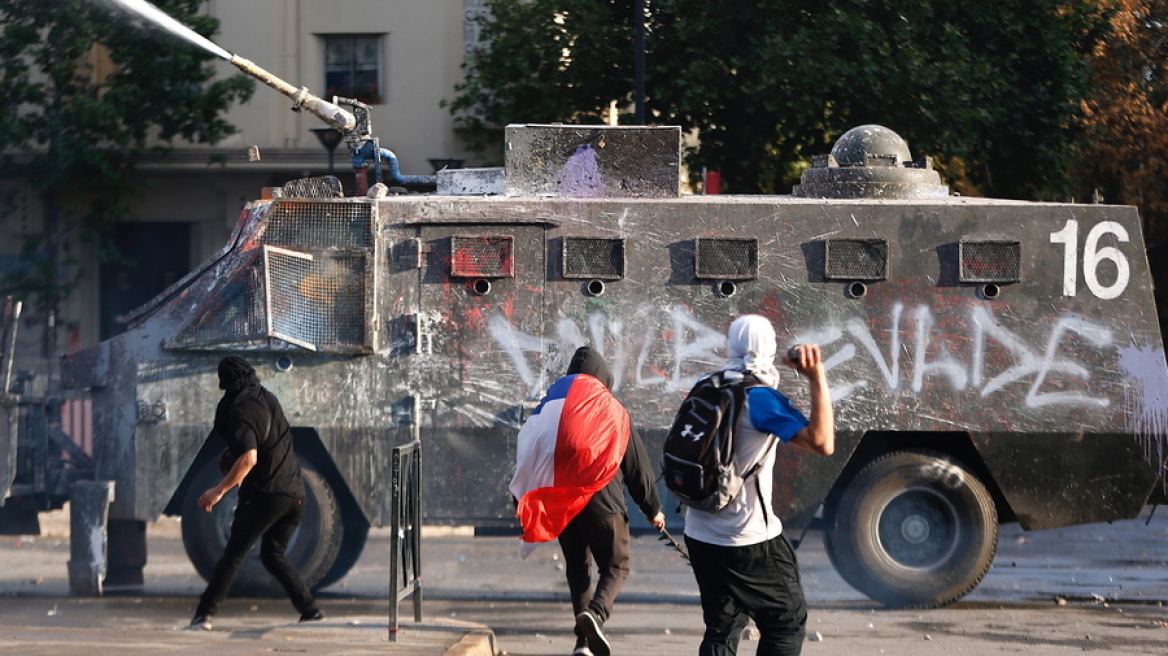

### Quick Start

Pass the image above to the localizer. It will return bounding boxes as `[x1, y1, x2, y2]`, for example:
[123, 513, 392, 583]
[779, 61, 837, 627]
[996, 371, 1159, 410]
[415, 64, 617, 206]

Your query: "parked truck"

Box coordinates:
[2, 56, 1165, 608]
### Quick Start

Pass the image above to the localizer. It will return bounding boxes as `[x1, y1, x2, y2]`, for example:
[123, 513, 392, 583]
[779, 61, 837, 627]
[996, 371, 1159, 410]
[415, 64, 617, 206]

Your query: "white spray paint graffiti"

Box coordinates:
[791, 302, 1119, 408]
[1117, 345, 1168, 468]
[489, 305, 724, 397]
[974, 308, 1113, 408]
[488, 302, 1165, 419]
[487, 314, 546, 393]
[801, 303, 1118, 409]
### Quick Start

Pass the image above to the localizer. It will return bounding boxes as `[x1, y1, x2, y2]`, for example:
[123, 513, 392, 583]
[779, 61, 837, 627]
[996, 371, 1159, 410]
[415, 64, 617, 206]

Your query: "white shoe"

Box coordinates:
[185, 616, 212, 631]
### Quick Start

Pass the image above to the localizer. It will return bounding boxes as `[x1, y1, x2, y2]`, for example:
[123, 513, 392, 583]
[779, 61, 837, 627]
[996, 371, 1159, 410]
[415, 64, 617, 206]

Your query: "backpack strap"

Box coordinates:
[730, 372, 773, 479]
[735, 379, 778, 525]
[742, 433, 778, 479]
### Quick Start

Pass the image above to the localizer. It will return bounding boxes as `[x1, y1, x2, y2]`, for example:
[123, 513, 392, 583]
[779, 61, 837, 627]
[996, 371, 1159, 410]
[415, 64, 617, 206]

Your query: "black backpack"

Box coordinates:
[662, 370, 775, 512]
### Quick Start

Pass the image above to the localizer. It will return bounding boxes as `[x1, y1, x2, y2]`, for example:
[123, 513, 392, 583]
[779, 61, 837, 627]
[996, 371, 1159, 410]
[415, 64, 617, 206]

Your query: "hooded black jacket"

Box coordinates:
[566, 346, 662, 521]
[215, 356, 304, 501]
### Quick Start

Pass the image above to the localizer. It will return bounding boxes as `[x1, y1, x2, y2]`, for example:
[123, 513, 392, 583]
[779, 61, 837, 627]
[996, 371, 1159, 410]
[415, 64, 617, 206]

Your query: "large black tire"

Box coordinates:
[824, 450, 998, 608]
[181, 457, 343, 596]
[314, 515, 369, 590]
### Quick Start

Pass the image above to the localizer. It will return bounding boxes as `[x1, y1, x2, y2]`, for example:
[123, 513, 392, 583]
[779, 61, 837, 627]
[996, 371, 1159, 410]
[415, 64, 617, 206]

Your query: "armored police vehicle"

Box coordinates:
[4, 109, 1166, 608]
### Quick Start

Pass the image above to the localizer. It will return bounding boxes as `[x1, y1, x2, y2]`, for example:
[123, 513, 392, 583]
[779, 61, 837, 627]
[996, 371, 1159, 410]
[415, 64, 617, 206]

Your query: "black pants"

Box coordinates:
[195, 493, 315, 617]
[686, 533, 807, 656]
[557, 512, 631, 626]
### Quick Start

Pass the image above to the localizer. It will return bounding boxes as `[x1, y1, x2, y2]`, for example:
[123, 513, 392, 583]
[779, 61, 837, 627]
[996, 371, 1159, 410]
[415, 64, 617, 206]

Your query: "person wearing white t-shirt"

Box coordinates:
[684, 314, 834, 656]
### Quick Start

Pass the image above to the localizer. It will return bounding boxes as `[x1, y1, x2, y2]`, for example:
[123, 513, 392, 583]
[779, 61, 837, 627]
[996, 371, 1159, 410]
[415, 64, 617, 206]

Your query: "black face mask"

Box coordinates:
[566, 346, 614, 390]
[218, 355, 258, 392]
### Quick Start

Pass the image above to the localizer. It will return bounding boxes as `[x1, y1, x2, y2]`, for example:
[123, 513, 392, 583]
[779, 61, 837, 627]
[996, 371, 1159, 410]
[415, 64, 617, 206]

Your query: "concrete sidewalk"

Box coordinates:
[0, 510, 497, 656]
[0, 598, 496, 656]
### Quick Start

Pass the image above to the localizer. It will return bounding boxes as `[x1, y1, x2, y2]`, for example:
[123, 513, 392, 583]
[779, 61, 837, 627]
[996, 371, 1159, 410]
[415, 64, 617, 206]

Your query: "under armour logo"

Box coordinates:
[681, 425, 704, 441]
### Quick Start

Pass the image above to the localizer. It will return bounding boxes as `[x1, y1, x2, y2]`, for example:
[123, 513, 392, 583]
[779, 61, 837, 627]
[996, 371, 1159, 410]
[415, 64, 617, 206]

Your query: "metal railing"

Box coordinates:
[388, 439, 422, 641]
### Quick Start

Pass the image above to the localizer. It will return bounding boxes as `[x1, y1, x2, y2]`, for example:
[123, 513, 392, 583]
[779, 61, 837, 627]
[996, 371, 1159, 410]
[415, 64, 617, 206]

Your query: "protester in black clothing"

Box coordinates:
[560, 346, 666, 656]
[186, 356, 323, 631]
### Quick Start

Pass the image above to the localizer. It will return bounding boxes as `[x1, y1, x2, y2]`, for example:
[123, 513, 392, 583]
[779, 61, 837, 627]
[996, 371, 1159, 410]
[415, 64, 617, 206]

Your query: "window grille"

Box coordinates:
[266, 247, 368, 351]
[695, 238, 758, 280]
[825, 238, 888, 281]
[959, 240, 1022, 283]
[169, 246, 370, 353]
[563, 237, 625, 279]
[170, 251, 267, 348]
[263, 200, 372, 250]
[277, 176, 344, 199]
[450, 235, 514, 277]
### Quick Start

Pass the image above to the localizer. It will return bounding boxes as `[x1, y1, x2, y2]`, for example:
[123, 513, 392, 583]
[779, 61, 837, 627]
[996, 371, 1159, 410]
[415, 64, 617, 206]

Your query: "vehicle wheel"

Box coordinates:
[181, 456, 343, 595]
[824, 450, 998, 608]
[314, 513, 369, 590]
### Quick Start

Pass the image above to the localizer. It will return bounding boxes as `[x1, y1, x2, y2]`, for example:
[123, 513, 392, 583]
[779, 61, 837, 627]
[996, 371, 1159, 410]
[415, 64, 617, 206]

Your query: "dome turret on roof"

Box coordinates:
[831, 124, 913, 166]
[792, 124, 949, 199]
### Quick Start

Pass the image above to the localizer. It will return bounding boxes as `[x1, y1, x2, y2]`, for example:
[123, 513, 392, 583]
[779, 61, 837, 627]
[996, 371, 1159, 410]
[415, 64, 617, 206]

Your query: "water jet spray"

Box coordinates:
[100, 0, 434, 192]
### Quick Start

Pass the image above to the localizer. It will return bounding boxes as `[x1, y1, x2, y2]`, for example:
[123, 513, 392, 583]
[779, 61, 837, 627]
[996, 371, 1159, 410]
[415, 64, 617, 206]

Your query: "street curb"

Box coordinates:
[443, 628, 497, 656]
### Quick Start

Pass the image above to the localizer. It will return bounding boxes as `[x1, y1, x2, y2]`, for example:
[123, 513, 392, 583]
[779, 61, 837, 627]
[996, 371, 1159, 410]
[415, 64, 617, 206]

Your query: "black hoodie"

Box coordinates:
[214, 356, 304, 500]
[566, 346, 661, 522]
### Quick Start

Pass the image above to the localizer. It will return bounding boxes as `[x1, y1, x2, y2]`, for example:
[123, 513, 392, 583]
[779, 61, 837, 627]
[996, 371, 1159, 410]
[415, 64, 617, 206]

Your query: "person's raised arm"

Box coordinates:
[785, 344, 834, 456]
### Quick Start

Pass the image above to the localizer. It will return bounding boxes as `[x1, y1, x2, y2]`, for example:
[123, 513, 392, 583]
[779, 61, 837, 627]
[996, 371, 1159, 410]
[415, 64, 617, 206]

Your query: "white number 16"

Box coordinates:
[1049, 218, 1130, 299]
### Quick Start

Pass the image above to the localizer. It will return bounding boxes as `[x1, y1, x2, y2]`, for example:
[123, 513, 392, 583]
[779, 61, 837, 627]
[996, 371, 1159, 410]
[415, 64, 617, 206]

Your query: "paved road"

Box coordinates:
[406, 512, 1168, 655]
[3, 507, 1168, 655]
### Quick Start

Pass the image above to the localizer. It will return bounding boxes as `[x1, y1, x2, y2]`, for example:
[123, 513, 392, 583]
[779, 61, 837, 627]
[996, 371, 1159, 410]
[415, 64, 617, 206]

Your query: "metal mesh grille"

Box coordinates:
[267, 248, 368, 351]
[263, 200, 372, 249]
[563, 237, 625, 279]
[450, 235, 514, 277]
[695, 238, 758, 279]
[959, 240, 1021, 283]
[171, 252, 266, 347]
[825, 238, 888, 281]
[278, 176, 344, 199]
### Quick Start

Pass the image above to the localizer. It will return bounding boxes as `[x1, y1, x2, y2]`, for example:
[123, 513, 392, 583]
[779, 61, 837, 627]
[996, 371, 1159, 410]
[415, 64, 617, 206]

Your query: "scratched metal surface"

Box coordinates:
[57, 151, 1168, 537]
[504, 124, 681, 198]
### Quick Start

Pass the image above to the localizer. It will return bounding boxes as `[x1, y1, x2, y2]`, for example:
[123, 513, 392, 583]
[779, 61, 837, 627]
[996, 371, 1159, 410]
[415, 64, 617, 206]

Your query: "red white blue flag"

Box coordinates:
[509, 373, 630, 543]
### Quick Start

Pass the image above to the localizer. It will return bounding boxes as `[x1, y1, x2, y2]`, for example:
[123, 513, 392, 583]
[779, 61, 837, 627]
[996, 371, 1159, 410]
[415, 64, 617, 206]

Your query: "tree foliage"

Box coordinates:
[1074, 0, 1168, 245]
[0, 0, 253, 308]
[446, 0, 637, 154]
[451, 0, 1110, 197]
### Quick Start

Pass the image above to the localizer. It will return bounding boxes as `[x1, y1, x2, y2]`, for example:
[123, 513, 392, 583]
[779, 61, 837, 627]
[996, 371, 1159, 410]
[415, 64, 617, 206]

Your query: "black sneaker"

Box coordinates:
[575, 609, 610, 656]
[299, 608, 325, 622]
[572, 634, 594, 656]
[185, 615, 212, 631]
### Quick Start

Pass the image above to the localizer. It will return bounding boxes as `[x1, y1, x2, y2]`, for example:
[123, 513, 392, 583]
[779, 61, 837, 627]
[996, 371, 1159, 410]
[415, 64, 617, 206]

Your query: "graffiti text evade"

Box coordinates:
[487, 302, 1167, 418]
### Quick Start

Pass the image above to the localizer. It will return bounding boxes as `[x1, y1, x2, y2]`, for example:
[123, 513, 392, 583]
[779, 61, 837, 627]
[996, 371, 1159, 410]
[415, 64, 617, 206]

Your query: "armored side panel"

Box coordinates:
[63, 196, 406, 524]
[374, 194, 1166, 530]
[59, 185, 1167, 535]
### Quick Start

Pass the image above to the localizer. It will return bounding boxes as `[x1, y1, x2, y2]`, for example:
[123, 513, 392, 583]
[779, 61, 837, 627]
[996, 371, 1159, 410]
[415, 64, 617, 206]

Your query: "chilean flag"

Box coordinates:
[509, 373, 630, 543]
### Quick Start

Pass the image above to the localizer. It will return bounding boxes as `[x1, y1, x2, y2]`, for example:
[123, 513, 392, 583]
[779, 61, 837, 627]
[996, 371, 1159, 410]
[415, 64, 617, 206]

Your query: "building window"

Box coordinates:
[324, 35, 382, 104]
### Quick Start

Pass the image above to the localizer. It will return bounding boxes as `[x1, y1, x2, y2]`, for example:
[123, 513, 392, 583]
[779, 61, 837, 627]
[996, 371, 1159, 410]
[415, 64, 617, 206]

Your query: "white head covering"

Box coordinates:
[726, 314, 780, 387]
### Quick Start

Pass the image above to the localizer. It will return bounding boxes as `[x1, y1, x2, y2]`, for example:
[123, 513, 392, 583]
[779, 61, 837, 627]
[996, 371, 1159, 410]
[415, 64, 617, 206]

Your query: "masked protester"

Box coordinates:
[510, 346, 666, 656]
[685, 315, 834, 656]
[186, 356, 324, 631]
